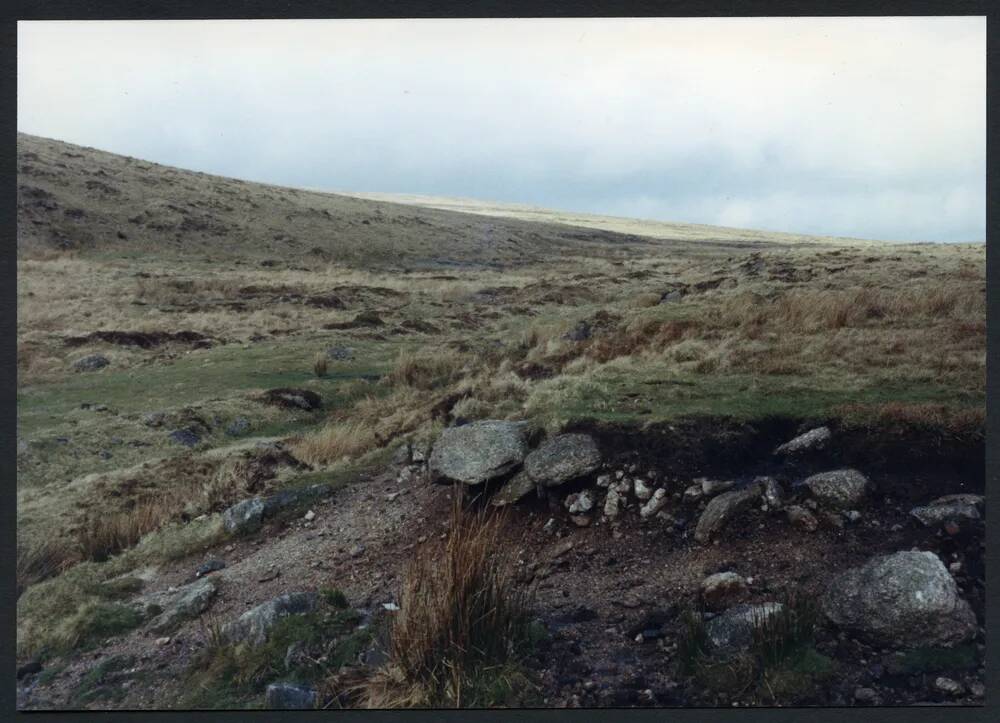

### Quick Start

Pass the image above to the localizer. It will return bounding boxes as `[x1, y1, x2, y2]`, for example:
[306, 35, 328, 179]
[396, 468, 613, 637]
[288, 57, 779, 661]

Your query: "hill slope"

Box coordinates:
[17, 133, 671, 268]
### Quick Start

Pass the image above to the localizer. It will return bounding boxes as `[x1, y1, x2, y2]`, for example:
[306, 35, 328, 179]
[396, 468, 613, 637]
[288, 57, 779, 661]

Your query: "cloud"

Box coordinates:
[17, 17, 985, 242]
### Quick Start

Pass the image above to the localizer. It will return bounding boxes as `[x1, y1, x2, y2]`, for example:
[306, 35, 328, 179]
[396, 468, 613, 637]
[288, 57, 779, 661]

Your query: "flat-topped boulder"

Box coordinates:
[429, 420, 529, 485]
[802, 468, 870, 509]
[524, 433, 602, 488]
[820, 551, 977, 648]
[910, 494, 984, 527]
[774, 426, 831, 456]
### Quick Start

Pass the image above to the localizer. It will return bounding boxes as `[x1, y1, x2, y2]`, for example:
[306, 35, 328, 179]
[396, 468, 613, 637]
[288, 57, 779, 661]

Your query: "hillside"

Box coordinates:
[18, 133, 732, 268]
[16, 133, 986, 711]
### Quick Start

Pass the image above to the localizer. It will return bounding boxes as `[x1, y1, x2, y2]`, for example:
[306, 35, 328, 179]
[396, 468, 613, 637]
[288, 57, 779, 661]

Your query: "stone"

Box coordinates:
[759, 476, 784, 509]
[845, 510, 862, 523]
[131, 578, 218, 634]
[604, 488, 623, 520]
[16, 661, 42, 680]
[773, 426, 832, 456]
[699, 478, 736, 497]
[168, 427, 202, 448]
[820, 551, 977, 648]
[563, 320, 592, 342]
[195, 559, 226, 577]
[222, 497, 266, 534]
[156, 636, 171, 646]
[72, 354, 109, 372]
[304, 510, 316, 522]
[222, 592, 318, 646]
[683, 484, 703, 503]
[565, 490, 595, 514]
[491, 470, 536, 506]
[225, 417, 251, 436]
[524, 433, 602, 488]
[570, 515, 591, 527]
[260, 484, 333, 517]
[349, 544, 365, 557]
[142, 411, 166, 427]
[933, 677, 964, 696]
[785, 505, 819, 532]
[639, 488, 668, 519]
[326, 345, 354, 360]
[596, 474, 612, 488]
[701, 572, 748, 611]
[428, 420, 529, 485]
[693, 483, 762, 543]
[704, 603, 785, 655]
[910, 494, 984, 528]
[802, 469, 871, 509]
[854, 687, 877, 704]
[633, 478, 653, 501]
[265, 683, 318, 709]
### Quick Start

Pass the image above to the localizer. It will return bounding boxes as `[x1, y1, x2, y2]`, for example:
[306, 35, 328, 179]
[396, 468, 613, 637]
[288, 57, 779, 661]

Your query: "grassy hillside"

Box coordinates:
[346, 192, 885, 247]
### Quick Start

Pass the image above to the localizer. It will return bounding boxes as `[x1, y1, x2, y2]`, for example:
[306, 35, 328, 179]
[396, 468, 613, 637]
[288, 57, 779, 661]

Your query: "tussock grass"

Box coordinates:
[362, 500, 535, 708]
[387, 348, 469, 391]
[17, 539, 80, 598]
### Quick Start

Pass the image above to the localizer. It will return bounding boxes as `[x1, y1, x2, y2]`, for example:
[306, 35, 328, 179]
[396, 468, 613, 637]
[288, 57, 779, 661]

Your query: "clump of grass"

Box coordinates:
[76, 501, 167, 563]
[17, 538, 79, 598]
[362, 499, 535, 708]
[387, 348, 468, 391]
[291, 420, 381, 467]
[313, 354, 328, 378]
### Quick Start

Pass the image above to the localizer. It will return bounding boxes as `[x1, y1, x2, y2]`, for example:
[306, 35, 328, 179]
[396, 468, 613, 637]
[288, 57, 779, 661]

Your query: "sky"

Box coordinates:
[17, 17, 986, 242]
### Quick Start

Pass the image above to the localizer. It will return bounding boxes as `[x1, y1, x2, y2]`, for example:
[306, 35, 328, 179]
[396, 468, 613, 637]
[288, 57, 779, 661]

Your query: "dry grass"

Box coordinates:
[387, 348, 469, 391]
[17, 539, 80, 598]
[313, 354, 329, 378]
[75, 500, 172, 563]
[362, 500, 533, 708]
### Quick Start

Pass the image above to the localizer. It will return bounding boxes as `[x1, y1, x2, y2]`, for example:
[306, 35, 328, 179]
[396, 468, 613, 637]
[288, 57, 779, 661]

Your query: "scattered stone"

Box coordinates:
[524, 433, 602, 488]
[304, 510, 316, 522]
[225, 417, 251, 436]
[704, 603, 785, 655]
[491, 471, 536, 507]
[700, 478, 736, 497]
[349, 544, 365, 557]
[72, 354, 109, 372]
[142, 411, 166, 427]
[325, 345, 354, 360]
[910, 495, 984, 528]
[260, 484, 333, 518]
[774, 426, 831, 456]
[543, 517, 557, 534]
[820, 551, 977, 648]
[802, 469, 871, 509]
[845, 510, 863, 523]
[195, 559, 226, 578]
[693, 483, 762, 543]
[596, 474, 612, 488]
[260, 388, 322, 411]
[428, 420, 529, 485]
[265, 683, 317, 709]
[565, 490, 595, 514]
[933, 677, 964, 697]
[603, 488, 623, 520]
[156, 636, 171, 646]
[968, 681, 985, 699]
[168, 427, 201, 448]
[785, 505, 819, 532]
[550, 538, 575, 559]
[633, 478, 653, 501]
[854, 687, 877, 704]
[382, 602, 400, 612]
[222, 497, 266, 534]
[563, 320, 592, 342]
[701, 572, 748, 611]
[222, 592, 318, 646]
[683, 484, 703, 503]
[759, 476, 784, 509]
[570, 515, 591, 527]
[131, 578, 218, 633]
[639, 488, 668, 519]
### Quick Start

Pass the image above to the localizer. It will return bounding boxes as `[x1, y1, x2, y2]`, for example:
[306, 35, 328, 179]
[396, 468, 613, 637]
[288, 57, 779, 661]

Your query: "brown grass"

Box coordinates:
[313, 354, 329, 378]
[17, 539, 80, 598]
[362, 499, 533, 708]
[387, 348, 468, 390]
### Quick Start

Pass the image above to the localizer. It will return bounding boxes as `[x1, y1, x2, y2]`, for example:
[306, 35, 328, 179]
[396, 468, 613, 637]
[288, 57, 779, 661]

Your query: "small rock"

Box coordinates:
[774, 426, 831, 456]
[701, 572, 748, 611]
[786, 505, 819, 531]
[303, 510, 316, 522]
[72, 354, 109, 372]
[596, 474, 612, 488]
[225, 417, 251, 436]
[694, 483, 762, 543]
[603, 489, 622, 520]
[195, 559, 226, 577]
[222, 592, 318, 646]
[968, 681, 985, 699]
[759, 476, 784, 509]
[570, 515, 592, 527]
[349, 544, 365, 557]
[704, 603, 785, 655]
[142, 411, 166, 427]
[933, 677, 964, 696]
[700, 478, 736, 497]
[543, 517, 557, 534]
[633, 478, 653, 501]
[525, 433, 603, 488]
[490, 470, 536, 507]
[222, 497, 266, 534]
[845, 510, 862, 523]
[639, 488, 668, 519]
[910, 495, 984, 528]
[683, 484, 703, 503]
[382, 602, 400, 611]
[265, 683, 317, 709]
[168, 427, 201, 448]
[802, 468, 871, 509]
[326, 345, 354, 360]
[854, 687, 877, 704]
[565, 490, 595, 514]
[156, 636, 171, 646]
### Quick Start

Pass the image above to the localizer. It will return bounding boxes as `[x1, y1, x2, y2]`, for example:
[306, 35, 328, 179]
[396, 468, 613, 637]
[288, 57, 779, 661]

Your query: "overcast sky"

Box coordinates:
[18, 17, 985, 242]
